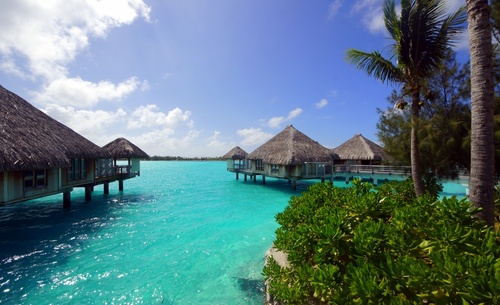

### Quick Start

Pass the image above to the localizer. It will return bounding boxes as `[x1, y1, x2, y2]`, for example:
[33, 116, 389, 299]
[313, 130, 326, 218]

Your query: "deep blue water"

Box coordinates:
[0, 161, 467, 304]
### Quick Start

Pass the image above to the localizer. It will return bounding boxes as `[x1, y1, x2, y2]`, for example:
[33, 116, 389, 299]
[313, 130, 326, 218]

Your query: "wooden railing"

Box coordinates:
[115, 165, 130, 174]
[334, 165, 411, 175]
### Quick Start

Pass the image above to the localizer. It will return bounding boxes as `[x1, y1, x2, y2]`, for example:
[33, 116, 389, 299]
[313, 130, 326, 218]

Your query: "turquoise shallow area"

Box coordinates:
[0, 161, 467, 304]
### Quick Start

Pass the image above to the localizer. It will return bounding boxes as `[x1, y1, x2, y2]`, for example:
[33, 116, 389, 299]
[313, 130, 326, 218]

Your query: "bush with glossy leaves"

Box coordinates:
[264, 180, 500, 304]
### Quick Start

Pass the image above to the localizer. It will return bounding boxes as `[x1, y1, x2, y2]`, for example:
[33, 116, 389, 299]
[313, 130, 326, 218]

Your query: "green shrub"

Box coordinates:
[264, 180, 500, 304]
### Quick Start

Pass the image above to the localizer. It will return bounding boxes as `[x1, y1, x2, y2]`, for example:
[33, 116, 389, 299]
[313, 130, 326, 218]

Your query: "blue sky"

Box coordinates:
[0, 0, 468, 157]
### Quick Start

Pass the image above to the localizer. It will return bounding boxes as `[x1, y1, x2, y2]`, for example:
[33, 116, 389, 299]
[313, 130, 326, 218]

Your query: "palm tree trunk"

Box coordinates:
[467, 0, 495, 226]
[411, 91, 425, 197]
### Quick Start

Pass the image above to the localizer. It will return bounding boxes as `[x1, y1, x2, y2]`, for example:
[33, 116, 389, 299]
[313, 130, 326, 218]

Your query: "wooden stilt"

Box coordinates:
[119, 180, 124, 191]
[321, 178, 325, 183]
[244, 174, 247, 181]
[85, 186, 92, 201]
[104, 182, 109, 194]
[63, 191, 71, 208]
[236, 172, 239, 180]
[262, 176, 266, 185]
[253, 175, 257, 182]
[292, 179, 297, 190]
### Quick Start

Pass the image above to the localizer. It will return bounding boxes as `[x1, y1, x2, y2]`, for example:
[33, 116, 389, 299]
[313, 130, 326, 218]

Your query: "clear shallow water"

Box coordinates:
[0, 161, 467, 305]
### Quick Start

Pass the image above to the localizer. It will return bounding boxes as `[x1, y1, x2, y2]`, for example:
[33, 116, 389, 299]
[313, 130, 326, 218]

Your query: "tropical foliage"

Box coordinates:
[346, 0, 467, 196]
[376, 49, 471, 178]
[263, 181, 500, 304]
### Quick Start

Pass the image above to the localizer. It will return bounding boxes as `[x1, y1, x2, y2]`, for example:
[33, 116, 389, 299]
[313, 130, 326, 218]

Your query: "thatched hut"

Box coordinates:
[100, 138, 149, 191]
[0, 85, 111, 206]
[246, 125, 335, 189]
[332, 134, 392, 166]
[223, 146, 248, 174]
[223, 146, 248, 160]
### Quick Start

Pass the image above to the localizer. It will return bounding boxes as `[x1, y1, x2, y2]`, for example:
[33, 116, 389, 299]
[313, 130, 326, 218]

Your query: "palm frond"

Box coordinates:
[345, 49, 403, 85]
[398, 0, 467, 79]
[422, 5, 466, 77]
[384, 0, 399, 42]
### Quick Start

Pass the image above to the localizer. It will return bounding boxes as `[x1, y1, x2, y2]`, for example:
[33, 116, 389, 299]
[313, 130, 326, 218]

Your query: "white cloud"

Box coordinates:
[0, 0, 150, 108]
[0, 56, 29, 79]
[352, 0, 380, 13]
[315, 98, 328, 109]
[328, 0, 344, 20]
[267, 117, 285, 129]
[43, 104, 127, 136]
[42, 101, 205, 156]
[34, 76, 141, 107]
[266, 108, 303, 128]
[208, 131, 224, 147]
[132, 128, 202, 157]
[350, 0, 467, 47]
[128, 105, 193, 129]
[0, 0, 150, 81]
[351, 0, 385, 34]
[237, 128, 273, 146]
[205, 131, 237, 156]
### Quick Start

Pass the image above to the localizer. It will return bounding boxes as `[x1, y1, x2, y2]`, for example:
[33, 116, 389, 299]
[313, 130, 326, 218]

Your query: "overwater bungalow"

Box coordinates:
[0, 85, 111, 206]
[223, 146, 248, 178]
[331, 134, 403, 184]
[98, 137, 149, 192]
[243, 125, 336, 189]
[332, 134, 392, 166]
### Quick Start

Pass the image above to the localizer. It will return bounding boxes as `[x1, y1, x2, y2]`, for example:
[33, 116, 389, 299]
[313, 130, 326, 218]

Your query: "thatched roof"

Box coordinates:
[222, 146, 248, 160]
[103, 137, 149, 159]
[332, 134, 392, 161]
[0, 85, 111, 172]
[247, 125, 336, 165]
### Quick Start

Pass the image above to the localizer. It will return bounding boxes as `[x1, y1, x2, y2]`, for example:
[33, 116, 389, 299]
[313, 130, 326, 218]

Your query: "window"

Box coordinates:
[81, 159, 86, 178]
[24, 171, 34, 189]
[256, 160, 264, 171]
[80, 159, 87, 179]
[74, 158, 80, 179]
[24, 170, 47, 190]
[271, 164, 279, 174]
[35, 170, 46, 187]
[68, 158, 87, 181]
[68, 164, 74, 181]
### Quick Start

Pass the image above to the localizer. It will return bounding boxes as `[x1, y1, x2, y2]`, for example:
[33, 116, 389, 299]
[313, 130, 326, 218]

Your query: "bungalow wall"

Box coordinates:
[61, 158, 96, 188]
[226, 159, 246, 171]
[96, 159, 114, 178]
[262, 164, 300, 178]
[0, 157, 100, 205]
[1, 168, 61, 205]
[130, 158, 141, 175]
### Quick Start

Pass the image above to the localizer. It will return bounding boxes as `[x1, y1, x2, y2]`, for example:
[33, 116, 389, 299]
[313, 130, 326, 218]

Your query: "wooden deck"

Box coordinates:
[228, 162, 470, 188]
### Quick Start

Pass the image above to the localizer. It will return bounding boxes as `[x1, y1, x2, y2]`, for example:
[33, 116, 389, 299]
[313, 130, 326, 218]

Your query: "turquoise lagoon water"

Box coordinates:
[0, 161, 467, 305]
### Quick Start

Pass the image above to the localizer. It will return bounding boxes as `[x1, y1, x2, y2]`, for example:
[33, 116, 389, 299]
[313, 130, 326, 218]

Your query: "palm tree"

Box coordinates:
[466, 0, 495, 226]
[346, 0, 466, 196]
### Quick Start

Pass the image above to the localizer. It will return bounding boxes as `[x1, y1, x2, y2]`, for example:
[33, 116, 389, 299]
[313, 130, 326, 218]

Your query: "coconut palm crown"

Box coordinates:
[346, 0, 466, 196]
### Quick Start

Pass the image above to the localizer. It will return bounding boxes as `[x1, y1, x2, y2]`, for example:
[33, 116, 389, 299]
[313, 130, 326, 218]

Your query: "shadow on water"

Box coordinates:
[0, 189, 153, 303]
[232, 176, 325, 195]
[234, 277, 265, 302]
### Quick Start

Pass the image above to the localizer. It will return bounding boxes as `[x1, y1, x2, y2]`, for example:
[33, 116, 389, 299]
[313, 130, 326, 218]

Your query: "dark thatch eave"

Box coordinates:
[0, 85, 111, 172]
[103, 137, 150, 159]
[332, 134, 392, 161]
[222, 146, 248, 160]
[247, 125, 335, 165]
